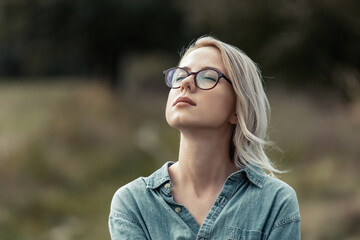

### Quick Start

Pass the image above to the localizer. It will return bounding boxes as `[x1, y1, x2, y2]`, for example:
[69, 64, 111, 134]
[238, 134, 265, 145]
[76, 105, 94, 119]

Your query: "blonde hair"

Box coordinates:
[181, 36, 281, 176]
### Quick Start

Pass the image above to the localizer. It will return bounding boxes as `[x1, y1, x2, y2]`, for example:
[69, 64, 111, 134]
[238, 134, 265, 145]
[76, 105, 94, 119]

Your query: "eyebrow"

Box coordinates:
[180, 66, 222, 73]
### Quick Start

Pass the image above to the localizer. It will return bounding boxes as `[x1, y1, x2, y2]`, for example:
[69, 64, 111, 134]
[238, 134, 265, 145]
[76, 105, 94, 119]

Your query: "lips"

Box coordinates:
[174, 96, 196, 106]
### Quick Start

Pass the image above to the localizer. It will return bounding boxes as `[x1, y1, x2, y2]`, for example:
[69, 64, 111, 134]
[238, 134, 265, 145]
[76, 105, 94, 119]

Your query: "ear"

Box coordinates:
[229, 112, 238, 125]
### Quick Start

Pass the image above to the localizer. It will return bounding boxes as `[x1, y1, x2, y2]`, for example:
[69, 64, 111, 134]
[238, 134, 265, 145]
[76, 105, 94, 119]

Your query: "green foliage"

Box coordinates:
[0, 0, 190, 87]
[0, 81, 180, 239]
[178, 0, 360, 100]
[1, 0, 359, 99]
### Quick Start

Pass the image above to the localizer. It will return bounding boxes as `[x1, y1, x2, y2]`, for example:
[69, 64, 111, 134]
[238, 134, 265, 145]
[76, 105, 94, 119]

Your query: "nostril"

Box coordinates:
[180, 79, 195, 92]
[180, 75, 196, 89]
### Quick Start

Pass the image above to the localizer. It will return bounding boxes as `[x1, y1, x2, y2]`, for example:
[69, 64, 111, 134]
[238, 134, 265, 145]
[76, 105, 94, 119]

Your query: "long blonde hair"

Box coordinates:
[181, 36, 281, 176]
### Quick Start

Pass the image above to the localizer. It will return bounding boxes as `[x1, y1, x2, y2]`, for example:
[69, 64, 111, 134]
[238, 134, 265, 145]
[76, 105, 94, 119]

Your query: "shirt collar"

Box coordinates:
[144, 161, 265, 189]
[240, 164, 265, 188]
[145, 161, 173, 189]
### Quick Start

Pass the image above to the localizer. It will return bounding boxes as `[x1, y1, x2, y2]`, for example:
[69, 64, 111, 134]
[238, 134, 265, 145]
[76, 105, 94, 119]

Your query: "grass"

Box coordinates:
[0, 80, 359, 239]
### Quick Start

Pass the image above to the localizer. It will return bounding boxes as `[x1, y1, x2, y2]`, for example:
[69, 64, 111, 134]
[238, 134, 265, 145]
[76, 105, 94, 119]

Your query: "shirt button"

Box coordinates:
[174, 207, 181, 213]
[164, 183, 171, 189]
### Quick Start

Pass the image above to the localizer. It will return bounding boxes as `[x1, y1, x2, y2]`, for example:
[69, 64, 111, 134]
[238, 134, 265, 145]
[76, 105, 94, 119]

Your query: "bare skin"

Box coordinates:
[166, 46, 239, 226]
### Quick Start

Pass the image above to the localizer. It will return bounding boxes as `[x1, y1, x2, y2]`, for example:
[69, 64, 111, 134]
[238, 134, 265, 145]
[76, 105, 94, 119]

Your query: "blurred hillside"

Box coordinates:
[0, 81, 359, 239]
[0, 0, 360, 239]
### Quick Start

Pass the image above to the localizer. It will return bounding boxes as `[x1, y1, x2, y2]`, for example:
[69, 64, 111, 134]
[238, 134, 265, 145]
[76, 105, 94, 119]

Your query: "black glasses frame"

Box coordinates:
[163, 67, 232, 90]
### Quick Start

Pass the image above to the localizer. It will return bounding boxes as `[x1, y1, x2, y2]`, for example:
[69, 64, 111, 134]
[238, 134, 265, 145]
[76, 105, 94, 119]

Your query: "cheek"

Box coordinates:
[205, 91, 235, 114]
[204, 92, 236, 124]
[165, 90, 176, 121]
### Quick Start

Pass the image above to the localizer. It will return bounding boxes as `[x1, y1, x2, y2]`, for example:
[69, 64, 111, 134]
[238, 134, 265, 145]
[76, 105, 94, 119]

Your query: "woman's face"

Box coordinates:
[165, 46, 237, 131]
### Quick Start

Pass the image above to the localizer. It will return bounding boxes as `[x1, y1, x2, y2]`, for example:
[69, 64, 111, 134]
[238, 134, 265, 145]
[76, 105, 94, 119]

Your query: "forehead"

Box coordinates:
[179, 46, 225, 72]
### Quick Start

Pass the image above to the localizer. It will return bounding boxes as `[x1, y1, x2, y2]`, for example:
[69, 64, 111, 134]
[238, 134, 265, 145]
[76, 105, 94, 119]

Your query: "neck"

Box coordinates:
[170, 126, 238, 196]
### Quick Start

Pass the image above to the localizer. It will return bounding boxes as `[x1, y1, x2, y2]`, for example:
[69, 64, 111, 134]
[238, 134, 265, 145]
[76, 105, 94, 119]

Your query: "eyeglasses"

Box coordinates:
[163, 67, 232, 90]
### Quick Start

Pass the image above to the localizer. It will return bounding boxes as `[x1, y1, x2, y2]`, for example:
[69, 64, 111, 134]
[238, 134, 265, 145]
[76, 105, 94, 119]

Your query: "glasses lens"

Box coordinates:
[196, 69, 218, 89]
[167, 68, 187, 88]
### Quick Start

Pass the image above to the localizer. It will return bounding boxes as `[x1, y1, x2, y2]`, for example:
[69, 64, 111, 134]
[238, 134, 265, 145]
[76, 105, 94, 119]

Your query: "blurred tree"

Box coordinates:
[177, 0, 360, 101]
[0, 0, 359, 98]
[0, 0, 190, 89]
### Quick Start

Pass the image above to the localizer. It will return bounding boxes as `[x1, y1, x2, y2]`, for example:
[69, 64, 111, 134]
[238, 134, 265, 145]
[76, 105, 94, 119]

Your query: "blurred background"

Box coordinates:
[0, 0, 359, 239]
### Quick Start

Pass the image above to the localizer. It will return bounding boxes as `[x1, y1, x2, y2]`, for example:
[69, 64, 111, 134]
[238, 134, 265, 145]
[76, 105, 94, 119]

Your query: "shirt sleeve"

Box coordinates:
[109, 183, 149, 240]
[266, 216, 301, 240]
[266, 185, 301, 240]
[109, 211, 148, 240]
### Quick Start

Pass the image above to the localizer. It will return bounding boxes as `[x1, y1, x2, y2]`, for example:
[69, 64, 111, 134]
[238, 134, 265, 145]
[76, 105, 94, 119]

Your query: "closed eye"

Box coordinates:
[175, 77, 186, 82]
[202, 77, 217, 82]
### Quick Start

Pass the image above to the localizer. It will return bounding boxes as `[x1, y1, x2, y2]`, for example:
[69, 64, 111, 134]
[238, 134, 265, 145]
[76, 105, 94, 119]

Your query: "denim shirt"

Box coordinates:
[109, 162, 301, 240]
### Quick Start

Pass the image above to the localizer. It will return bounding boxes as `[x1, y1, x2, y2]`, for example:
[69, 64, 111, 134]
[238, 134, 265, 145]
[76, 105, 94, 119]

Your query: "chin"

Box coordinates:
[166, 113, 228, 130]
[168, 120, 220, 131]
[167, 118, 198, 129]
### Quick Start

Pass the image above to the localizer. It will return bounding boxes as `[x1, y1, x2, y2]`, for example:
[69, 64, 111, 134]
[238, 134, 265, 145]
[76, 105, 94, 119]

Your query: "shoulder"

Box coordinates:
[263, 175, 298, 199]
[110, 177, 148, 214]
[110, 162, 170, 214]
[262, 175, 301, 226]
[244, 166, 299, 206]
[108, 178, 152, 239]
[115, 177, 148, 197]
[111, 177, 146, 206]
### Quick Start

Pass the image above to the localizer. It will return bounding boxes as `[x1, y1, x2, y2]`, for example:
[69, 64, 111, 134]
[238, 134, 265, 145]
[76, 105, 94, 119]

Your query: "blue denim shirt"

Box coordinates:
[109, 162, 301, 239]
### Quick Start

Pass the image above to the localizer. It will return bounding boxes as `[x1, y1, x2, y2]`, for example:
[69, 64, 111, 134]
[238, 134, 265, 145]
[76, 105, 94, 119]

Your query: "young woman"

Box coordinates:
[109, 36, 301, 239]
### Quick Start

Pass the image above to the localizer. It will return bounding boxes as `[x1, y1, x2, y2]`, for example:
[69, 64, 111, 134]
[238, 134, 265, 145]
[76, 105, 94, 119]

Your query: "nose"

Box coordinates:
[180, 73, 196, 92]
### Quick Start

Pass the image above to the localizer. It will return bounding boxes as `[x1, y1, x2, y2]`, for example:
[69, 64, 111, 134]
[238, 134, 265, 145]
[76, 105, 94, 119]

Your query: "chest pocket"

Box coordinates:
[228, 227, 265, 240]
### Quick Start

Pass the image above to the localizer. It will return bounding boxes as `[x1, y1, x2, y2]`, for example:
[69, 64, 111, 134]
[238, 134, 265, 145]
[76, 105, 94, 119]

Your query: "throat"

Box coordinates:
[172, 187, 219, 226]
